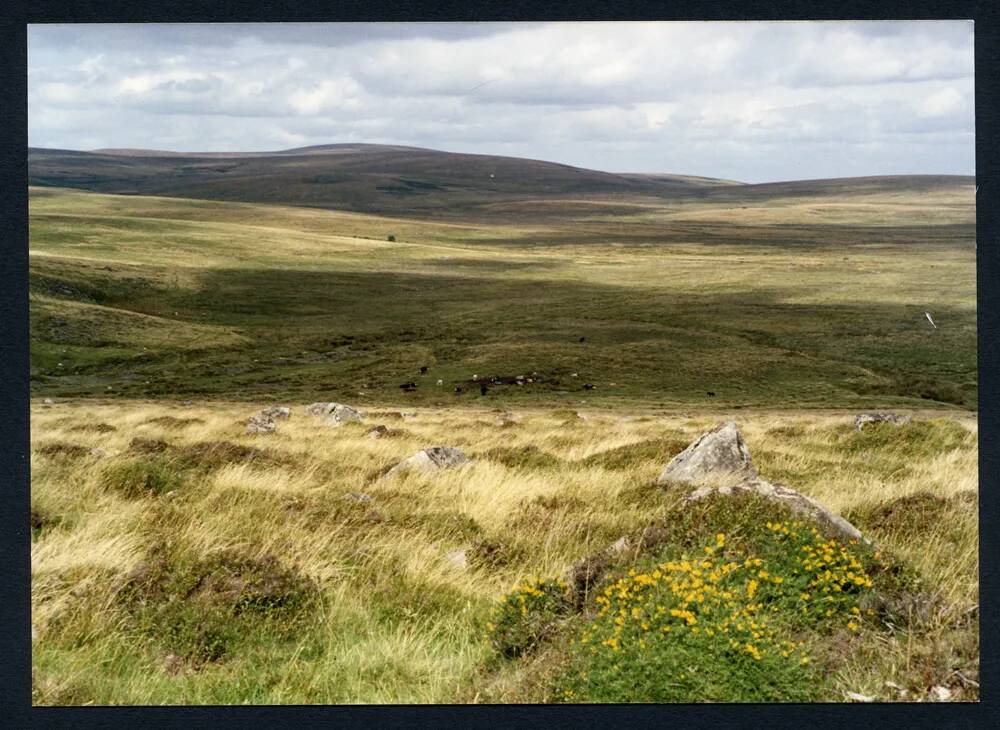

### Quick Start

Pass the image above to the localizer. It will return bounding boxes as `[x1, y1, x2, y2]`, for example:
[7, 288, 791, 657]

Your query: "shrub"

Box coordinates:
[120, 548, 319, 664]
[174, 440, 278, 471]
[553, 524, 881, 702]
[387, 234, 396, 242]
[482, 445, 563, 470]
[37, 442, 92, 459]
[487, 578, 573, 658]
[578, 438, 688, 471]
[99, 458, 184, 498]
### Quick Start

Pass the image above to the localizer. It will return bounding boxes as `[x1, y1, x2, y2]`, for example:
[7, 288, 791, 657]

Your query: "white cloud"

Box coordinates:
[918, 87, 966, 118]
[27, 21, 975, 181]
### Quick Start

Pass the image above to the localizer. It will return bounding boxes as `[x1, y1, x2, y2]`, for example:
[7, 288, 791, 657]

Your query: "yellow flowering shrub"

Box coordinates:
[555, 522, 880, 702]
[488, 577, 572, 658]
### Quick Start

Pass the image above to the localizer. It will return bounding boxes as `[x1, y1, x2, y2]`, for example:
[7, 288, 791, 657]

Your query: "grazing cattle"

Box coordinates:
[583, 383, 596, 390]
[420, 366, 429, 374]
[480, 384, 489, 396]
[436, 379, 443, 386]
[707, 391, 716, 397]
[455, 386, 463, 394]
[400, 382, 417, 391]
[579, 337, 586, 342]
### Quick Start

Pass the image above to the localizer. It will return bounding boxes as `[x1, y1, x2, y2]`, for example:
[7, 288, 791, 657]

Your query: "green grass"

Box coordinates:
[27, 175, 976, 704]
[29, 187, 976, 409]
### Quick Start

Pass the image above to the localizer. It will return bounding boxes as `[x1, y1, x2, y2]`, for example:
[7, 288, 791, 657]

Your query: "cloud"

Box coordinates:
[27, 21, 974, 182]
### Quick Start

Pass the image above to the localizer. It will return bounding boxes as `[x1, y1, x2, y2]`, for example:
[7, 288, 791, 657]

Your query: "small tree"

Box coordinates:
[387, 234, 396, 242]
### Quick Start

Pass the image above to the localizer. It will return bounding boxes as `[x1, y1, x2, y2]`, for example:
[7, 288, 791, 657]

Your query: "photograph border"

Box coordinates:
[3, 1, 997, 727]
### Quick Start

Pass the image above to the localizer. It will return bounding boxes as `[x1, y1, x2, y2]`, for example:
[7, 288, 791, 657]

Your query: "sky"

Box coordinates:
[27, 21, 975, 183]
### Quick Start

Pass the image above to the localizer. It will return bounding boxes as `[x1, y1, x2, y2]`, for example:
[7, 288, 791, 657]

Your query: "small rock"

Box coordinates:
[610, 537, 632, 554]
[855, 412, 909, 431]
[89, 447, 107, 457]
[246, 415, 277, 434]
[306, 402, 363, 427]
[260, 406, 291, 420]
[656, 421, 757, 486]
[445, 549, 469, 570]
[930, 685, 952, 702]
[366, 425, 390, 439]
[381, 446, 471, 480]
[845, 692, 874, 703]
[344, 491, 372, 503]
[42, 398, 54, 405]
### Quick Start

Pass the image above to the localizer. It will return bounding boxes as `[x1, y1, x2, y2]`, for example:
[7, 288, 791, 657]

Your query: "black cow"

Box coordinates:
[400, 381, 417, 390]
[583, 383, 595, 390]
[579, 336, 586, 342]
[420, 366, 428, 374]
[455, 386, 463, 394]
[480, 384, 489, 396]
[707, 391, 716, 397]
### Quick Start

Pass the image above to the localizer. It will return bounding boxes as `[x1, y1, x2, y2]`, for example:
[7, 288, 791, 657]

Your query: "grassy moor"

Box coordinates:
[28, 144, 978, 704]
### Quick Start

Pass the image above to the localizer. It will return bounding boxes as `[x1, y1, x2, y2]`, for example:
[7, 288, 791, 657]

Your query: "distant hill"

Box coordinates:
[27, 144, 974, 219]
[28, 144, 740, 217]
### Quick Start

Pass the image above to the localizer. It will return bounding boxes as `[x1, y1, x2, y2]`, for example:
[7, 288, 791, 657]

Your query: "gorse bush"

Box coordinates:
[487, 577, 573, 658]
[552, 523, 880, 702]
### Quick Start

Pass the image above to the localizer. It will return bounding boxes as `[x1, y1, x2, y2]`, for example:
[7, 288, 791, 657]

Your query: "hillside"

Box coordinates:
[28, 182, 976, 407]
[28, 144, 739, 218]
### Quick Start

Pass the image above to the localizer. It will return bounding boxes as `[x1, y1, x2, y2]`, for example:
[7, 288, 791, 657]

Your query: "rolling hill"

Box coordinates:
[28, 144, 741, 218]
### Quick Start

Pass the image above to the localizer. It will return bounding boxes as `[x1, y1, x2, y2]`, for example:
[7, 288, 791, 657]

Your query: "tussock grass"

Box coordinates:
[31, 400, 977, 704]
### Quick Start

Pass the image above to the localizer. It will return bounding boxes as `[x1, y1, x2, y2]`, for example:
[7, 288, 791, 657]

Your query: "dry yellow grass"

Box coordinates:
[30, 399, 978, 704]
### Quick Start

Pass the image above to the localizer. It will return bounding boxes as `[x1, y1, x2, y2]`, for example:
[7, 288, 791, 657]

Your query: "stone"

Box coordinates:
[930, 685, 952, 702]
[610, 536, 632, 554]
[684, 478, 870, 545]
[381, 446, 471, 480]
[855, 412, 909, 431]
[656, 421, 757, 486]
[445, 548, 469, 570]
[260, 406, 291, 420]
[344, 491, 372, 503]
[366, 425, 390, 439]
[845, 692, 875, 703]
[246, 415, 276, 434]
[42, 398, 54, 405]
[306, 402, 363, 427]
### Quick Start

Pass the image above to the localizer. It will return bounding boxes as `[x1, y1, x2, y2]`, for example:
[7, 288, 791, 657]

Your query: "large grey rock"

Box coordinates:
[855, 412, 909, 431]
[306, 402, 363, 427]
[684, 478, 870, 545]
[381, 446, 471, 480]
[656, 421, 757, 486]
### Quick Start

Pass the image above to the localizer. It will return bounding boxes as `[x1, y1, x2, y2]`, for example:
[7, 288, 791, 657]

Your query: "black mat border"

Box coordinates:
[2, 2, 996, 728]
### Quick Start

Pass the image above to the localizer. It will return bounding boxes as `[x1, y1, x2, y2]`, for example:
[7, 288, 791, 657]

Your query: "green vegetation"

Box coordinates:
[30, 406, 977, 704]
[28, 149, 976, 703]
[29, 181, 975, 409]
